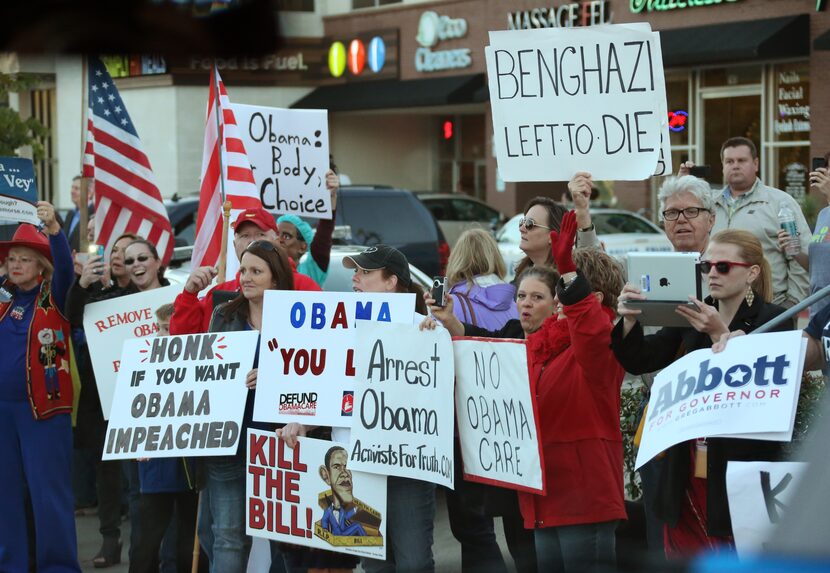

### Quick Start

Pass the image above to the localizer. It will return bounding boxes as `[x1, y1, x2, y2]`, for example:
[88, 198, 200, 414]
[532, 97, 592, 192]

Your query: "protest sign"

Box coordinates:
[635, 331, 806, 470]
[726, 461, 808, 557]
[84, 285, 181, 419]
[253, 290, 415, 426]
[348, 322, 455, 488]
[247, 430, 387, 559]
[485, 24, 668, 181]
[0, 157, 39, 224]
[102, 331, 257, 459]
[453, 338, 544, 493]
[233, 103, 331, 219]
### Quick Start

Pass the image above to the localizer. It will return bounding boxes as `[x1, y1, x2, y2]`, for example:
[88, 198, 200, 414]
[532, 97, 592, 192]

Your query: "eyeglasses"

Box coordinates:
[279, 231, 298, 241]
[662, 207, 710, 221]
[519, 217, 551, 231]
[699, 260, 754, 274]
[124, 254, 151, 266]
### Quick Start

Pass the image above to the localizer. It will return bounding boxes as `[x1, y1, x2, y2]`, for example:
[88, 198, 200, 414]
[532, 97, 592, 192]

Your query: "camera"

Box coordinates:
[431, 276, 448, 307]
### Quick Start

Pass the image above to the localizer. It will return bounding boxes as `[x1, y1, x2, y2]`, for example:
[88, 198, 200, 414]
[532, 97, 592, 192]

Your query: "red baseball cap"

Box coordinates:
[233, 208, 278, 234]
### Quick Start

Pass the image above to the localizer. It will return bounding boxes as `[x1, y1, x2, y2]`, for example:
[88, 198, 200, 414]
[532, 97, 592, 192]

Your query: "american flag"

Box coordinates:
[83, 57, 173, 264]
[191, 66, 261, 275]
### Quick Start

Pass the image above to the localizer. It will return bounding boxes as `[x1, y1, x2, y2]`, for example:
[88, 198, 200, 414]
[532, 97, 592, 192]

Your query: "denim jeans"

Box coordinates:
[534, 520, 618, 573]
[200, 457, 250, 573]
[362, 476, 436, 573]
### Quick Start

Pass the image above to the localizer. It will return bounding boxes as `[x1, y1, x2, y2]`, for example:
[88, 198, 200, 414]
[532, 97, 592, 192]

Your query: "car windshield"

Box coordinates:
[334, 196, 436, 244]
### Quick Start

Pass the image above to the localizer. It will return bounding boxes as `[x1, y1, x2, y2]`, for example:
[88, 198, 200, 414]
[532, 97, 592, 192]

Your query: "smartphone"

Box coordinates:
[689, 165, 711, 179]
[76, 244, 105, 271]
[431, 276, 448, 307]
[812, 157, 827, 172]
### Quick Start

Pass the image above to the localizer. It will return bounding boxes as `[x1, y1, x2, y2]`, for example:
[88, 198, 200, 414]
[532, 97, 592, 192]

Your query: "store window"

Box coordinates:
[436, 115, 487, 198]
[768, 62, 810, 202]
[353, 0, 401, 8]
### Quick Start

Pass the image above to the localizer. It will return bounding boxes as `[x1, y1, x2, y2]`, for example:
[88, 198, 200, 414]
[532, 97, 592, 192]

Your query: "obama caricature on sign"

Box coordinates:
[319, 446, 367, 537]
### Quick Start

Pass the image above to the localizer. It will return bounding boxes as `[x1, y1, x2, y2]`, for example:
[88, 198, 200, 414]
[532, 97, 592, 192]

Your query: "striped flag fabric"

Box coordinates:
[83, 57, 173, 264]
[191, 66, 262, 274]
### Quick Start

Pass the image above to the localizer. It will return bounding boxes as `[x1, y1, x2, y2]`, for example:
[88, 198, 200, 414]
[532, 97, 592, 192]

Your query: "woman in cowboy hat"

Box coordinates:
[0, 201, 80, 572]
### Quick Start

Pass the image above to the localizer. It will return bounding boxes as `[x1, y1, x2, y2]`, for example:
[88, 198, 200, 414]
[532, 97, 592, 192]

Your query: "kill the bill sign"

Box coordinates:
[246, 430, 388, 559]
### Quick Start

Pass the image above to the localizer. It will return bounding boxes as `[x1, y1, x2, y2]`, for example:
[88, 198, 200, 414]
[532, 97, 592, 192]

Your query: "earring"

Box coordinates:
[745, 285, 755, 306]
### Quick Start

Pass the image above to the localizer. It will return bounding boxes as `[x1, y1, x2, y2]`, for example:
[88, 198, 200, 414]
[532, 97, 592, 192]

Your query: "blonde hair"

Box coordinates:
[446, 229, 507, 286]
[709, 229, 772, 303]
[572, 248, 625, 309]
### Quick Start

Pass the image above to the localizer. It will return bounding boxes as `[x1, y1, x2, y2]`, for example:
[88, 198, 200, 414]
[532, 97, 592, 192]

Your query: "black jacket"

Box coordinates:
[610, 296, 792, 536]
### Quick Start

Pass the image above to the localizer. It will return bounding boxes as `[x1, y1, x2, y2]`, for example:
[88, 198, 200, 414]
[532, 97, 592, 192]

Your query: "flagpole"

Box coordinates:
[212, 62, 231, 282]
[79, 56, 90, 252]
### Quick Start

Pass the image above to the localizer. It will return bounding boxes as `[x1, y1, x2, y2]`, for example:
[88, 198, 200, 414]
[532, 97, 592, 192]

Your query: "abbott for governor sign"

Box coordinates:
[486, 24, 668, 181]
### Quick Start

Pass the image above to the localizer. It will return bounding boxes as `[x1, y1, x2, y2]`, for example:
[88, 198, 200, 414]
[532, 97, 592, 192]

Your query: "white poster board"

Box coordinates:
[453, 337, 544, 493]
[726, 461, 808, 558]
[83, 285, 181, 419]
[233, 103, 331, 219]
[636, 331, 806, 469]
[348, 322, 455, 489]
[102, 331, 257, 459]
[247, 430, 387, 559]
[254, 290, 415, 426]
[486, 24, 668, 181]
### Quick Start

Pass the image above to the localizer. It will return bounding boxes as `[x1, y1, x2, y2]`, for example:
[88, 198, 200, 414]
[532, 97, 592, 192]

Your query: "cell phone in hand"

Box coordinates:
[689, 165, 711, 179]
[812, 157, 827, 172]
[431, 276, 447, 307]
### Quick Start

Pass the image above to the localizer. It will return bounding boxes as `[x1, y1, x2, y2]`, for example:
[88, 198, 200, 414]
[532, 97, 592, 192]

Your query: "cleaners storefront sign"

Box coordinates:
[414, 11, 472, 73]
[630, 0, 741, 13]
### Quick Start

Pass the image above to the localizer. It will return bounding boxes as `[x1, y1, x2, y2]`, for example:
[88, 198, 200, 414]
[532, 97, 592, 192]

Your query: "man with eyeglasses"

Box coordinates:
[276, 169, 340, 288]
[658, 175, 716, 255]
[170, 207, 321, 335]
[680, 137, 810, 308]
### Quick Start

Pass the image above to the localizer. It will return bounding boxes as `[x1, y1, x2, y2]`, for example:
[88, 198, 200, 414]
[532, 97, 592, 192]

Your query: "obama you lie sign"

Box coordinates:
[635, 331, 805, 470]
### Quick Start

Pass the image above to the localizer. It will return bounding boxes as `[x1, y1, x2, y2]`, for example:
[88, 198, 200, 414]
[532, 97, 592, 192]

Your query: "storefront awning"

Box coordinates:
[291, 73, 485, 111]
[814, 29, 830, 51]
[660, 14, 809, 67]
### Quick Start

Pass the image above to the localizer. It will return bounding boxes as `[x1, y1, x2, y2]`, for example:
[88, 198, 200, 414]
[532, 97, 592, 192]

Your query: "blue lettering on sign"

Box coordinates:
[289, 300, 395, 328]
[290, 302, 306, 328]
[648, 354, 791, 421]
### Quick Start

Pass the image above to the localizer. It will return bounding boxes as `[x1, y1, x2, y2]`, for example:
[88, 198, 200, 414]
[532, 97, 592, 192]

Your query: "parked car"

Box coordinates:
[165, 244, 432, 293]
[415, 192, 507, 248]
[497, 208, 672, 280]
[328, 186, 449, 277]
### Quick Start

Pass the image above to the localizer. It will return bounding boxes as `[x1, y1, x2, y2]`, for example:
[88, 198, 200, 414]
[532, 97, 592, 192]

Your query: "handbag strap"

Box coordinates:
[456, 293, 478, 327]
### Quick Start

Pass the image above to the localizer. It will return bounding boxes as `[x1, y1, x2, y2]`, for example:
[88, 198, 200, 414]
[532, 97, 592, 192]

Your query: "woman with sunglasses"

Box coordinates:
[513, 173, 599, 281]
[612, 229, 791, 558]
[202, 239, 294, 572]
[66, 231, 144, 567]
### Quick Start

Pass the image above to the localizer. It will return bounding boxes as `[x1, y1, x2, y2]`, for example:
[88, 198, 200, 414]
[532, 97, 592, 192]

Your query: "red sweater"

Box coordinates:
[518, 291, 626, 528]
[170, 262, 321, 335]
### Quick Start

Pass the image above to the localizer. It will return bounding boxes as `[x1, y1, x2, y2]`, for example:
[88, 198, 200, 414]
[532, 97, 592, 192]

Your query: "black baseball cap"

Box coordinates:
[342, 245, 412, 288]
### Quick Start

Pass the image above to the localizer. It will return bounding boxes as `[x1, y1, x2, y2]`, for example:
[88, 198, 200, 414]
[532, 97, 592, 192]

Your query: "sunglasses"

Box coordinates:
[245, 240, 277, 253]
[519, 217, 551, 231]
[699, 260, 753, 274]
[124, 254, 152, 266]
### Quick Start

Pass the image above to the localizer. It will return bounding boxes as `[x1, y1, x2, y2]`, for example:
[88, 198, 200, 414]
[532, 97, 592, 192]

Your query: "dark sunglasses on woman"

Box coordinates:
[699, 260, 753, 274]
[519, 217, 551, 231]
[124, 254, 152, 265]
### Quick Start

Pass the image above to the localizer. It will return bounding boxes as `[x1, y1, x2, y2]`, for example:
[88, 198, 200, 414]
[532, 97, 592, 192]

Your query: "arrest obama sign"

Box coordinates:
[635, 331, 806, 470]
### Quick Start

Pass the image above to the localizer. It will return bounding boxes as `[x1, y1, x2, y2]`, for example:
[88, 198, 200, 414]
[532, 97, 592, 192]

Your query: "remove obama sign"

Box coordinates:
[246, 430, 387, 559]
[453, 338, 544, 493]
[84, 285, 181, 419]
[485, 23, 669, 181]
[635, 331, 806, 470]
[103, 331, 257, 460]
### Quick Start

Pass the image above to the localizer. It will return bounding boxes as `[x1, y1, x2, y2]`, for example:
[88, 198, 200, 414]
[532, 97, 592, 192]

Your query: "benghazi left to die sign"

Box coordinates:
[246, 430, 387, 559]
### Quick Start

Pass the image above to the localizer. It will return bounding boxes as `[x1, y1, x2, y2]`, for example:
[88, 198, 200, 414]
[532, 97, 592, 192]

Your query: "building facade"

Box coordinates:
[4, 0, 829, 220]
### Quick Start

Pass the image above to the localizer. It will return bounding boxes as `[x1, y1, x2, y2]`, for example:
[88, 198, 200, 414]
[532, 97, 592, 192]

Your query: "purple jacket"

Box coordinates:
[449, 275, 518, 332]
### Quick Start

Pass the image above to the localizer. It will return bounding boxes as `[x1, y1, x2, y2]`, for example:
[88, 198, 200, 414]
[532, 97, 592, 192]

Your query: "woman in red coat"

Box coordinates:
[520, 213, 627, 572]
